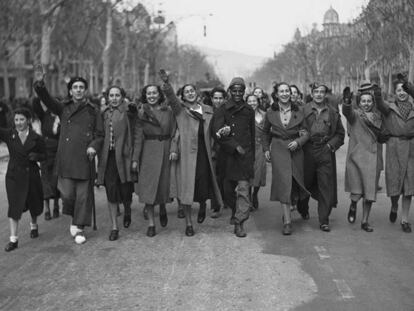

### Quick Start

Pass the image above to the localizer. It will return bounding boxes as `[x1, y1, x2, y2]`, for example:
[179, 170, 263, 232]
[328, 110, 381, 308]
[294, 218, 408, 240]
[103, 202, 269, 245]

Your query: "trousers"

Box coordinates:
[224, 179, 250, 223]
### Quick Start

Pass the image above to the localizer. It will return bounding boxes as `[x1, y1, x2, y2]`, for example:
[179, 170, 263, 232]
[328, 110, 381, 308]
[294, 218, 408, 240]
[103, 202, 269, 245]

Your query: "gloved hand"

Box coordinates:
[342, 87, 353, 105]
[397, 73, 409, 92]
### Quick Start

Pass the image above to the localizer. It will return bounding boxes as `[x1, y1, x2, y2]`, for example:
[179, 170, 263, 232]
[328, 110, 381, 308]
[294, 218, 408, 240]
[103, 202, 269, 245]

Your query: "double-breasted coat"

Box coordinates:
[97, 102, 135, 185]
[342, 102, 383, 201]
[33, 81, 104, 180]
[0, 128, 46, 220]
[163, 83, 223, 206]
[376, 84, 414, 197]
[132, 102, 176, 204]
[262, 104, 309, 204]
[302, 103, 345, 207]
[212, 99, 255, 181]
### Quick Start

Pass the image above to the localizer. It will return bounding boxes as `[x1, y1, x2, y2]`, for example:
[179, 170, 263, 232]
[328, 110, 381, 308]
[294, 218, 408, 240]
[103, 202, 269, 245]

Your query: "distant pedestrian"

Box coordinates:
[33, 66, 104, 244]
[1, 108, 46, 252]
[262, 83, 310, 235]
[342, 83, 390, 232]
[376, 74, 414, 233]
[297, 83, 345, 232]
[97, 86, 136, 241]
[212, 77, 255, 237]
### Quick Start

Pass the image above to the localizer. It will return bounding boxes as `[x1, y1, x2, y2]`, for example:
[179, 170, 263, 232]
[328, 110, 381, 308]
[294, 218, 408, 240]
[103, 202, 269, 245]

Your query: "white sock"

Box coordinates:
[70, 225, 81, 237]
[30, 223, 38, 230]
[10, 236, 18, 243]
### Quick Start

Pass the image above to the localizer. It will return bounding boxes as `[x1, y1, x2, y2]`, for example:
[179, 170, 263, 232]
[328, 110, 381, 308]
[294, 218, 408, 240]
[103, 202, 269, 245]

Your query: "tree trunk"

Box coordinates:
[2, 61, 10, 99]
[102, 4, 113, 88]
[122, 28, 130, 89]
[408, 45, 414, 83]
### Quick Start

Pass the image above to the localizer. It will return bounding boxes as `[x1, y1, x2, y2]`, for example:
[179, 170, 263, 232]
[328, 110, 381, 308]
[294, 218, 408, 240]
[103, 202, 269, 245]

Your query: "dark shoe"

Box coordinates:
[123, 215, 131, 228]
[197, 207, 206, 224]
[361, 223, 373, 232]
[229, 216, 236, 225]
[44, 211, 51, 221]
[160, 213, 168, 227]
[52, 208, 60, 218]
[30, 228, 39, 239]
[320, 224, 331, 232]
[252, 194, 258, 210]
[389, 208, 398, 223]
[5, 241, 18, 252]
[109, 229, 119, 241]
[234, 223, 247, 238]
[185, 225, 194, 237]
[146, 226, 156, 237]
[347, 205, 357, 224]
[282, 223, 292, 235]
[143, 207, 148, 220]
[177, 207, 185, 219]
[401, 222, 412, 233]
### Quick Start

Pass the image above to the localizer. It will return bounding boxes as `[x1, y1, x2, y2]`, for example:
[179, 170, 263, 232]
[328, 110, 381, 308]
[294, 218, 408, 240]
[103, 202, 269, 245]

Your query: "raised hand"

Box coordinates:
[159, 69, 169, 83]
[342, 86, 353, 104]
[33, 64, 45, 82]
[397, 73, 408, 84]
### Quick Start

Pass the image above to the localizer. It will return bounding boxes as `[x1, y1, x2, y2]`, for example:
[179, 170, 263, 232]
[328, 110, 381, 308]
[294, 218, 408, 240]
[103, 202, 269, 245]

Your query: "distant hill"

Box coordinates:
[197, 46, 268, 86]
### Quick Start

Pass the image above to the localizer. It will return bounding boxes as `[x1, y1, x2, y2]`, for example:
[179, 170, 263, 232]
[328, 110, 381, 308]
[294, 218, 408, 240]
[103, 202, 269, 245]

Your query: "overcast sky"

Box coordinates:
[138, 0, 369, 57]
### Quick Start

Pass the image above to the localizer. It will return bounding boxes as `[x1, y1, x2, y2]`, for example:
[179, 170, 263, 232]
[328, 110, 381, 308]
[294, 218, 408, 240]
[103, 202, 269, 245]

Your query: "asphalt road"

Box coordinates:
[0, 136, 413, 311]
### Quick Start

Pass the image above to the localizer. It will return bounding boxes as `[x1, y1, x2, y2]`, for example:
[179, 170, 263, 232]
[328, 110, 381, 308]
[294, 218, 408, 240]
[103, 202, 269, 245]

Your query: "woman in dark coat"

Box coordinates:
[246, 94, 267, 210]
[32, 97, 60, 220]
[132, 84, 176, 237]
[1, 108, 46, 252]
[262, 83, 309, 235]
[97, 86, 135, 241]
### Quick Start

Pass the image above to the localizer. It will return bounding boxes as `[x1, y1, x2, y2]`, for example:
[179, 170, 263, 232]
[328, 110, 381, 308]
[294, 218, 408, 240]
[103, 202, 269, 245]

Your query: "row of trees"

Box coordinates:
[249, 0, 414, 95]
[0, 0, 219, 98]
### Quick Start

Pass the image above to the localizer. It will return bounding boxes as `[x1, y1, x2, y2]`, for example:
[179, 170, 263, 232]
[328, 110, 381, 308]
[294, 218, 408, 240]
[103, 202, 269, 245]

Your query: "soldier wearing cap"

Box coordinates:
[33, 70, 103, 244]
[212, 77, 255, 237]
[297, 83, 345, 232]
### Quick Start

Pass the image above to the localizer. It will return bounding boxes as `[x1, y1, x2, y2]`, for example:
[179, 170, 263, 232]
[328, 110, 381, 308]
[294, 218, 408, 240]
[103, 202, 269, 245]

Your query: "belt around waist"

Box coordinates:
[144, 134, 171, 141]
[270, 134, 299, 141]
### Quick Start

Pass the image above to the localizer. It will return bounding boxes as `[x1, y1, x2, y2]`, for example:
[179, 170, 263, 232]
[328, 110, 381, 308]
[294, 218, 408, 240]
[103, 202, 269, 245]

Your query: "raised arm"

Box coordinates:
[162, 82, 182, 116]
[341, 87, 356, 124]
[373, 86, 390, 116]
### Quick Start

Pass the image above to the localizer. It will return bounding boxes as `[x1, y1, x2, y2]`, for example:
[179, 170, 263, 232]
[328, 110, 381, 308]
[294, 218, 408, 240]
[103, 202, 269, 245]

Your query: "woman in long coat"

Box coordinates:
[262, 83, 309, 235]
[376, 75, 414, 233]
[97, 86, 135, 241]
[132, 84, 176, 237]
[246, 94, 267, 210]
[342, 84, 390, 232]
[160, 71, 222, 236]
[32, 97, 60, 220]
[1, 108, 46, 252]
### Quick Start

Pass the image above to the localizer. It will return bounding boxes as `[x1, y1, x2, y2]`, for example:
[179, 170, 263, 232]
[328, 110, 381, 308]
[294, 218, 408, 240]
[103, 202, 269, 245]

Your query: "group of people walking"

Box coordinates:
[2, 65, 414, 252]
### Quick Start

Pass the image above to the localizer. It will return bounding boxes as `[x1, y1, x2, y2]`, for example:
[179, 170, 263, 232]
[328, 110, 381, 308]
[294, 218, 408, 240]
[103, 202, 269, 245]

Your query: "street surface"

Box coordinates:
[0, 136, 414, 311]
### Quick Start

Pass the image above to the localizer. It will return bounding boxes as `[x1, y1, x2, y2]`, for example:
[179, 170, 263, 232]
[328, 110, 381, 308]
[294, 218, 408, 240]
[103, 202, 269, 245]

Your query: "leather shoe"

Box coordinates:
[282, 223, 292, 235]
[123, 215, 131, 228]
[53, 208, 60, 218]
[109, 229, 119, 241]
[44, 211, 51, 221]
[146, 226, 156, 237]
[177, 207, 185, 219]
[361, 223, 373, 232]
[320, 224, 331, 232]
[347, 205, 357, 224]
[5, 241, 18, 252]
[234, 223, 247, 238]
[160, 213, 168, 227]
[30, 228, 39, 239]
[185, 225, 194, 237]
[197, 208, 206, 224]
[389, 208, 397, 223]
[401, 222, 412, 233]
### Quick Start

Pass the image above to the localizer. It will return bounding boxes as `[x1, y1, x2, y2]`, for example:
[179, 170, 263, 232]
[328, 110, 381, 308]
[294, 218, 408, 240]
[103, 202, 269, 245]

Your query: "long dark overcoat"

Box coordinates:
[34, 81, 104, 180]
[0, 128, 46, 220]
[212, 99, 255, 181]
[302, 103, 345, 206]
[163, 83, 223, 206]
[132, 102, 176, 204]
[97, 102, 135, 185]
[262, 104, 310, 204]
[376, 84, 414, 196]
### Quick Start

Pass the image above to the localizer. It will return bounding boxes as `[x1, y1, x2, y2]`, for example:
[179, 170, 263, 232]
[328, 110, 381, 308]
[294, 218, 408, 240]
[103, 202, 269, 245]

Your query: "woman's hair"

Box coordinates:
[140, 84, 165, 104]
[13, 107, 32, 120]
[271, 82, 291, 104]
[210, 87, 227, 99]
[290, 84, 301, 95]
[245, 94, 258, 103]
[181, 84, 197, 101]
[104, 85, 126, 99]
[253, 87, 264, 96]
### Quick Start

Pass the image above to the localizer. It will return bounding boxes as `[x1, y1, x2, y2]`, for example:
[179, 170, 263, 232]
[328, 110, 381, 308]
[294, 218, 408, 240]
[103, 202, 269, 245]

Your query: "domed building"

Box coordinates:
[322, 6, 351, 38]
